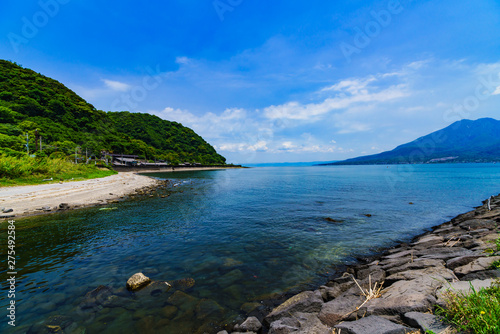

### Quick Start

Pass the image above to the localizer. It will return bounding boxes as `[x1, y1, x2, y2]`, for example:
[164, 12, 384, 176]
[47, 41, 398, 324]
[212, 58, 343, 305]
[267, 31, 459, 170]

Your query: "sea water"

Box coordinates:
[1, 164, 500, 333]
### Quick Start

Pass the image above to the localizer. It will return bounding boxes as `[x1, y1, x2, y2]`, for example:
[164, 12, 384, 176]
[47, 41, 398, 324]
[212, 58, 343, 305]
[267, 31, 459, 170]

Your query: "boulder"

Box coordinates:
[361, 276, 443, 316]
[319, 281, 354, 301]
[126, 273, 151, 291]
[236, 316, 262, 332]
[437, 278, 496, 301]
[170, 278, 195, 290]
[385, 266, 455, 285]
[269, 312, 332, 334]
[419, 248, 473, 261]
[356, 266, 386, 281]
[453, 256, 500, 276]
[195, 299, 224, 320]
[266, 290, 323, 323]
[461, 269, 500, 281]
[79, 285, 113, 310]
[380, 257, 413, 271]
[386, 259, 445, 276]
[167, 290, 198, 311]
[2, 208, 13, 213]
[318, 294, 365, 326]
[411, 235, 443, 246]
[458, 219, 496, 230]
[383, 250, 414, 260]
[334, 315, 415, 334]
[403, 312, 450, 333]
[446, 255, 481, 270]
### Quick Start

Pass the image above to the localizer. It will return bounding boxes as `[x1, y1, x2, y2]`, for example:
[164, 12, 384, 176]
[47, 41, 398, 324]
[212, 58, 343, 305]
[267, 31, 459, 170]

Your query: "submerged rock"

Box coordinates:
[79, 285, 113, 310]
[126, 273, 151, 291]
[170, 278, 195, 290]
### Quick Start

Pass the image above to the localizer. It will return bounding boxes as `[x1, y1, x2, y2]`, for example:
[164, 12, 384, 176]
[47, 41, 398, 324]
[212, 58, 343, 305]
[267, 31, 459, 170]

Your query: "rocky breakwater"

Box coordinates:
[224, 194, 500, 334]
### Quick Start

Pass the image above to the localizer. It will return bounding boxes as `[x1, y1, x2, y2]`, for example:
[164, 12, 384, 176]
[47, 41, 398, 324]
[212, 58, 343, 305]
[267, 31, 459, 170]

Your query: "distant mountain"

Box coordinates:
[320, 118, 500, 165]
[0, 60, 226, 164]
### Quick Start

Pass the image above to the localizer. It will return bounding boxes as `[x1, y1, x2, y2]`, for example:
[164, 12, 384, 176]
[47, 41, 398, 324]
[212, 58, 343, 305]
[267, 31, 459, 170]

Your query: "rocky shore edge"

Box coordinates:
[223, 194, 500, 334]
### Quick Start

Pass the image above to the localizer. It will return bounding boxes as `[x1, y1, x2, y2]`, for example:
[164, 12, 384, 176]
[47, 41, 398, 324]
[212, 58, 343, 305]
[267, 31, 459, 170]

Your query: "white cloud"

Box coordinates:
[102, 79, 131, 92]
[176, 57, 191, 65]
[264, 82, 407, 121]
[493, 86, 500, 95]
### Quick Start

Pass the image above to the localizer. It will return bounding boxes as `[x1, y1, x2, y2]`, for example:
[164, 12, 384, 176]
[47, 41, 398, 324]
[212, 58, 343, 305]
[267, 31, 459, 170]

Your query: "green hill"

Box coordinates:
[0, 59, 226, 165]
[320, 118, 500, 165]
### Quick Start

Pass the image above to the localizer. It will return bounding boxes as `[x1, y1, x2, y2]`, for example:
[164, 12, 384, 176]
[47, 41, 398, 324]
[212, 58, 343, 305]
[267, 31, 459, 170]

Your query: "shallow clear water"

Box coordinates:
[1, 164, 500, 333]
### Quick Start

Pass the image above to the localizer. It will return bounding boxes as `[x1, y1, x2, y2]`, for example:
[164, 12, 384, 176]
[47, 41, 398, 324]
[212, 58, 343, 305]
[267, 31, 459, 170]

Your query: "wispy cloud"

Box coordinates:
[102, 79, 131, 92]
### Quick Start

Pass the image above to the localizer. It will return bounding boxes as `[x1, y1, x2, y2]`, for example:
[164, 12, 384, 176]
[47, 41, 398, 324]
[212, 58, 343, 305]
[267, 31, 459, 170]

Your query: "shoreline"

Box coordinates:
[0, 166, 240, 219]
[226, 194, 500, 334]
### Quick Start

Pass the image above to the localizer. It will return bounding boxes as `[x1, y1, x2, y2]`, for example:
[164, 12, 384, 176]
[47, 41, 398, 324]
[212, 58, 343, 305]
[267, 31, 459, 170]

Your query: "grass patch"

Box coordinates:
[437, 282, 500, 334]
[0, 155, 116, 186]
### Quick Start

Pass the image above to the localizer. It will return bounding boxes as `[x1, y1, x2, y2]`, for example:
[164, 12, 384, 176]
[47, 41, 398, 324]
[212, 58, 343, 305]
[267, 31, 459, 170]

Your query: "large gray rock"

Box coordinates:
[383, 250, 414, 260]
[380, 257, 413, 271]
[403, 312, 450, 333]
[453, 256, 500, 276]
[334, 315, 415, 334]
[356, 266, 386, 282]
[437, 278, 496, 301]
[319, 281, 354, 301]
[446, 255, 481, 270]
[236, 316, 262, 332]
[318, 294, 365, 326]
[266, 290, 324, 323]
[126, 273, 151, 290]
[385, 266, 455, 284]
[458, 219, 496, 230]
[411, 235, 444, 246]
[461, 269, 500, 281]
[386, 258, 445, 275]
[419, 248, 473, 261]
[361, 275, 444, 316]
[269, 312, 332, 334]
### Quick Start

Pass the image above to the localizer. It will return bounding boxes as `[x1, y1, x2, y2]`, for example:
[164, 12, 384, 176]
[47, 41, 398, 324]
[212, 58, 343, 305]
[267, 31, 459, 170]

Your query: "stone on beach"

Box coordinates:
[360, 276, 442, 316]
[453, 256, 500, 276]
[403, 312, 450, 333]
[269, 312, 331, 334]
[126, 273, 151, 291]
[334, 315, 415, 334]
[235, 316, 262, 332]
[265, 290, 323, 323]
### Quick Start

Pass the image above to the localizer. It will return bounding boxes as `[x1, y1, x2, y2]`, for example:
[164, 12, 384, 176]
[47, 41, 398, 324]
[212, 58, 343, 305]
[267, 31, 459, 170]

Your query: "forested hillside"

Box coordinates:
[0, 60, 226, 165]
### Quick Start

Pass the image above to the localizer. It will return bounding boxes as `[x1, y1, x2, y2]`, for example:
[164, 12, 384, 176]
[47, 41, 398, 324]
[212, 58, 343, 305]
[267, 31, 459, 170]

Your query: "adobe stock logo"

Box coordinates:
[213, 0, 243, 21]
[339, 0, 404, 63]
[8, 0, 71, 53]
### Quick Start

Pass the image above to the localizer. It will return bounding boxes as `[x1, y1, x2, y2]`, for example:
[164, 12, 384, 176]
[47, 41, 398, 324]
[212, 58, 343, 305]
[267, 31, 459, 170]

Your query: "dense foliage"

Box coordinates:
[0, 59, 226, 165]
[0, 154, 116, 186]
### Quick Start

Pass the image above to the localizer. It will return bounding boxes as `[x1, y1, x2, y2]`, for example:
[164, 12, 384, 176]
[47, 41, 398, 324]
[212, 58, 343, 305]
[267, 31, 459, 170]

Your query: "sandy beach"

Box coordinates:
[0, 166, 240, 219]
[0, 172, 159, 219]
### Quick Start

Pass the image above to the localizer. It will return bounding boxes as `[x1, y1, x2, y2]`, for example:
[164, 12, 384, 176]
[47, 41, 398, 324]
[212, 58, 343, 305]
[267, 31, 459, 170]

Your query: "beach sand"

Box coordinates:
[0, 166, 240, 219]
[0, 172, 158, 218]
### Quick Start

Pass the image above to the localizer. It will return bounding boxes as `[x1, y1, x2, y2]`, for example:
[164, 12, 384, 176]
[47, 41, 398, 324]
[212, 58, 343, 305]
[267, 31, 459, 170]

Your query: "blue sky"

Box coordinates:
[1, 0, 500, 164]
